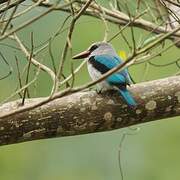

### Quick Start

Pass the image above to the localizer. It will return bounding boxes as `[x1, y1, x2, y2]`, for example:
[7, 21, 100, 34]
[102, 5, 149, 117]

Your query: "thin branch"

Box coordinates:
[48, 39, 57, 74]
[0, 66, 41, 104]
[59, 60, 86, 86]
[1, 3, 18, 35]
[0, 51, 12, 80]
[15, 55, 23, 98]
[0, 0, 46, 23]
[13, 34, 56, 94]
[164, 0, 180, 8]
[55, 0, 93, 94]
[0, 0, 74, 41]
[0, 0, 25, 14]
[21, 32, 34, 105]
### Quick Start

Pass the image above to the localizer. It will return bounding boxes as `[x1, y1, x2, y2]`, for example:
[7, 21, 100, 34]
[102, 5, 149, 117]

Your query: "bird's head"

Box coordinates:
[72, 42, 116, 60]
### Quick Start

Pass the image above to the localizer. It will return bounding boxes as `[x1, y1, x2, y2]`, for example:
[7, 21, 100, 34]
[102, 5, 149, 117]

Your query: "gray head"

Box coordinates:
[72, 42, 117, 59]
[88, 42, 116, 56]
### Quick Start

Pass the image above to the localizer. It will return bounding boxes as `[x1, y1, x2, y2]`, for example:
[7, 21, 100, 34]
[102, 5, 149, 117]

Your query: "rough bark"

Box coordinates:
[0, 75, 180, 146]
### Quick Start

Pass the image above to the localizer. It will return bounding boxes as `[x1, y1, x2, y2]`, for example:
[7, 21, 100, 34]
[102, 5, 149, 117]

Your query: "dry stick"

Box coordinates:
[15, 55, 23, 98]
[14, 34, 56, 94]
[0, 24, 180, 119]
[0, 0, 75, 14]
[119, 25, 132, 51]
[0, 1, 74, 41]
[21, 32, 34, 105]
[54, 0, 94, 94]
[48, 39, 57, 74]
[0, 0, 13, 20]
[144, 1, 159, 25]
[0, 0, 10, 4]
[48, 38, 71, 89]
[70, 61, 75, 88]
[134, 38, 180, 65]
[124, 2, 136, 55]
[0, 4, 56, 40]
[0, 42, 20, 50]
[33, 14, 72, 56]
[47, 18, 88, 87]
[164, 0, 180, 8]
[95, 0, 109, 42]
[118, 127, 140, 180]
[136, 0, 142, 13]
[0, 0, 26, 14]
[0, 0, 46, 23]
[59, 60, 86, 86]
[1, 3, 18, 35]
[0, 67, 41, 105]
[0, 51, 12, 80]
[107, 9, 148, 42]
[31, 14, 72, 89]
[161, 0, 180, 25]
[13, 60, 31, 100]
[148, 57, 180, 67]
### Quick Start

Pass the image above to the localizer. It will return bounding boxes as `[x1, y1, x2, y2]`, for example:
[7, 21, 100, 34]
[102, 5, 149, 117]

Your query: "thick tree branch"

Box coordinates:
[0, 75, 179, 146]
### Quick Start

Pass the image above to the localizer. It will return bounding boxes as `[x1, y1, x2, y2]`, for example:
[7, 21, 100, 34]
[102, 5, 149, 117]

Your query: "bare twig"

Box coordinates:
[21, 32, 34, 105]
[0, 51, 12, 80]
[1, 3, 18, 35]
[15, 55, 23, 98]
[0, 0, 74, 41]
[14, 34, 56, 94]
[0, 66, 41, 104]
[54, 0, 94, 94]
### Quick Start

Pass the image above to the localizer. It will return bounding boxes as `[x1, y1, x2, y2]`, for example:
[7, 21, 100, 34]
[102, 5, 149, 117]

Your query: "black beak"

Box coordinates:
[72, 50, 90, 59]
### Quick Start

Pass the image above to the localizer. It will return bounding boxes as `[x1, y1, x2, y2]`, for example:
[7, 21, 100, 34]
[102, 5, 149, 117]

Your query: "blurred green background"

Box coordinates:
[0, 1, 180, 180]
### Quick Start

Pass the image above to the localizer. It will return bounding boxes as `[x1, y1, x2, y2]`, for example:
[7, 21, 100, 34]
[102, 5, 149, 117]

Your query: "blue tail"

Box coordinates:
[119, 89, 137, 107]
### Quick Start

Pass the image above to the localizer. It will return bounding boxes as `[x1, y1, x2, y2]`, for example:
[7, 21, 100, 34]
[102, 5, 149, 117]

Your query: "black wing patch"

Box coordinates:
[88, 56, 109, 74]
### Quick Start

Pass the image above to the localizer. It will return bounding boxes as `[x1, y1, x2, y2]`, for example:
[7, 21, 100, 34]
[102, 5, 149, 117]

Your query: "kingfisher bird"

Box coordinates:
[72, 42, 137, 107]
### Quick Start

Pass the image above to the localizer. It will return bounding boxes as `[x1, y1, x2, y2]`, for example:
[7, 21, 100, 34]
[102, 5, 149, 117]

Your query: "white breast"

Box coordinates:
[87, 62, 113, 91]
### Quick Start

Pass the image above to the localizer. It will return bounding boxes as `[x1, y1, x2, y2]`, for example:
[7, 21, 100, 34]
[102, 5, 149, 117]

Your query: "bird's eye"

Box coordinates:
[89, 45, 98, 52]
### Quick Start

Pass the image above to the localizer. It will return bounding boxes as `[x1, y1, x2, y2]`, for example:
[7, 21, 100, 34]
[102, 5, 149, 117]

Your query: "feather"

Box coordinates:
[118, 88, 137, 107]
[89, 55, 131, 84]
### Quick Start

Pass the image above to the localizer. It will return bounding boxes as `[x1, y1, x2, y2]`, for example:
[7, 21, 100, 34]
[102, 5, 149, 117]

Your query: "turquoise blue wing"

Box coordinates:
[93, 55, 131, 85]
[107, 73, 126, 85]
[91, 55, 137, 106]
[94, 54, 121, 68]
